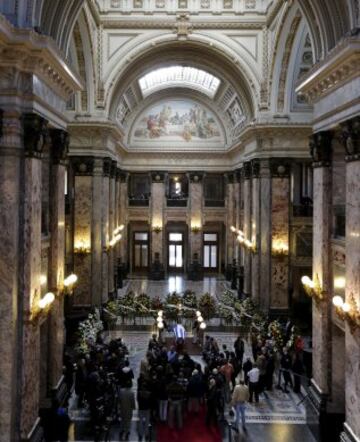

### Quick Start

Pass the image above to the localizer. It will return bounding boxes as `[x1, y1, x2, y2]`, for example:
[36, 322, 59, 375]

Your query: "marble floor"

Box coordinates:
[117, 275, 233, 299]
[68, 330, 317, 441]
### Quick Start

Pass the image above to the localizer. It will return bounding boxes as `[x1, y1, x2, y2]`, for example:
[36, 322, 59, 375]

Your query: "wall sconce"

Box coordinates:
[272, 241, 289, 257]
[152, 225, 162, 234]
[74, 239, 91, 255]
[301, 274, 324, 303]
[40, 275, 47, 286]
[63, 273, 78, 295]
[191, 225, 201, 234]
[109, 233, 122, 248]
[113, 224, 124, 235]
[334, 277, 346, 289]
[333, 294, 360, 334]
[230, 226, 237, 233]
[30, 291, 56, 322]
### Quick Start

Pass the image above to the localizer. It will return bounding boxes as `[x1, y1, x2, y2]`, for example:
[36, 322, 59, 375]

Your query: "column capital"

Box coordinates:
[71, 156, 95, 176]
[119, 171, 129, 182]
[225, 172, 235, 184]
[103, 157, 112, 177]
[309, 131, 332, 167]
[189, 171, 204, 182]
[235, 168, 243, 182]
[251, 159, 260, 178]
[23, 113, 48, 159]
[243, 161, 252, 180]
[116, 167, 122, 181]
[110, 160, 117, 178]
[269, 159, 290, 178]
[151, 171, 166, 182]
[49, 128, 69, 166]
[341, 116, 360, 162]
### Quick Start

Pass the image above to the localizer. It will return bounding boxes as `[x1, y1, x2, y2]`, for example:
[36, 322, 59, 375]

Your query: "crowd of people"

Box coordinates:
[56, 324, 306, 442]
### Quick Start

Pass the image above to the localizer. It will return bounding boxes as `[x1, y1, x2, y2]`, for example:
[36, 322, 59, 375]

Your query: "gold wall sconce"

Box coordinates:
[272, 240, 289, 257]
[63, 273, 78, 295]
[74, 239, 91, 255]
[191, 225, 201, 234]
[301, 274, 325, 304]
[30, 291, 56, 323]
[332, 294, 360, 334]
[152, 225, 162, 234]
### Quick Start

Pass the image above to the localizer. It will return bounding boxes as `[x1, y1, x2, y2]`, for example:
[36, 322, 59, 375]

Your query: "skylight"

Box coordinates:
[139, 66, 221, 98]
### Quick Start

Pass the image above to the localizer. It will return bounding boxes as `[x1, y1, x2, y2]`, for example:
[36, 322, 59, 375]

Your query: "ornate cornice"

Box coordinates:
[23, 113, 48, 159]
[0, 15, 82, 100]
[341, 116, 360, 162]
[243, 161, 252, 179]
[71, 156, 95, 176]
[49, 129, 69, 166]
[296, 35, 360, 104]
[309, 131, 333, 167]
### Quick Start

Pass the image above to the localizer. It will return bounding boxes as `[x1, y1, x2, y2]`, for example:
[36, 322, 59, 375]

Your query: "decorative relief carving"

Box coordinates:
[269, 159, 290, 178]
[156, 0, 165, 7]
[49, 129, 69, 166]
[134, 0, 143, 7]
[309, 131, 333, 167]
[189, 172, 204, 182]
[333, 247, 346, 268]
[175, 14, 192, 40]
[201, 0, 210, 8]
[223, 0, 233, 8]
[72, 157, 95, 176]
[23, 113, 48, 159]
[341, 116, 360, 162]
[151, 172, 166, 182]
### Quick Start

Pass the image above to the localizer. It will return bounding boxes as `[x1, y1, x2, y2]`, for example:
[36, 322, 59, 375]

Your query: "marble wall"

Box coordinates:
[226, 178, 235, 264]
[243, 175, 251, 295]
[259, 163, 271, 311]
[189, 178, 203, 262]
[91, 159, 103, 305]
[251, 174, 260, 303]
[151, 181, 165, 262]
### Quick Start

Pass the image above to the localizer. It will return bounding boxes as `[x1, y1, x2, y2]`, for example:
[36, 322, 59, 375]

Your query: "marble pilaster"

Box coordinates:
[101, 158, 111, 302]
[234, 171, 241, 264]
[310, 131, 333, 400]
[73, 157, 94, 305]
[48, 129, 68, 390]
[91, 158, 103, 305]
[189, 173, 203, 263]
[20, 113, 47, 439]
[0, 111, 23, 442]
[243, 162, 252, 295]
[151, 173, 165, 263]
[342, 118, 360, 440]
[119, 173, 128, 265]
[259, 161, 271, 311]
[108, 161, 117, 294]
[270, 160, 290, 310]
[226, 173, 235, 266]
[251, 161, 260, 304]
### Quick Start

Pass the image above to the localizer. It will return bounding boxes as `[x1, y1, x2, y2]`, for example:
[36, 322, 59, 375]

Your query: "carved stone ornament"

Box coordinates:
[72, 156, 95, 176]
[243, 161, 252, 180]
[309, 131, 332, 167]
[269, 159, 290, 178]
[189, 172, 204, 182]
[23, 113, 48, 158]
[49, 129, 69, 165]
[340, 116, 360, 162]
[175, 14, 192, 40]
[251, 160, 260, 178]
[151, 171, 166, 182]
[103, 157, 112, 177]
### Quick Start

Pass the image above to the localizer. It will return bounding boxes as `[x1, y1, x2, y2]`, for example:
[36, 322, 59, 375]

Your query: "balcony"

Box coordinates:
[167, 198, 188, 207]
[204, 200, 225, 207]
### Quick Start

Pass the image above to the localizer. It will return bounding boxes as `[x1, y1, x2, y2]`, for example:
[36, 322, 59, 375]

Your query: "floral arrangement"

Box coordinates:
[75, 311, 104, 355]
[199, 293, 216, 319]
[134, 293, 151, 315]
[151, 295, 163, 312]
[182, 290, 197, 318]
[268, 320, 284, 351]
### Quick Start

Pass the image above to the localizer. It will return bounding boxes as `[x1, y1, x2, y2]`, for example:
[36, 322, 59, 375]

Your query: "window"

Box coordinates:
[139, 66, 221, 98]
[135, 232, 148, 241]
[169, 233, 183, 242]
[203, 232, 218, 269]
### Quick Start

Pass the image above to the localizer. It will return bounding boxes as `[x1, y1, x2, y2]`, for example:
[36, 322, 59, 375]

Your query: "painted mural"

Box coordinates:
[131, 100, 223, 144]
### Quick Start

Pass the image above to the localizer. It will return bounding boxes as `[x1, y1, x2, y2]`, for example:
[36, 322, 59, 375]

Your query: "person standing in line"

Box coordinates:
[280, 347, 293, 393]
[118, 380, 136, 441]
[220, 359, 234, 403]
[256, 348, 268, 393]
[242, 357, 253, 385]
[167, 375, 185, 429]
[231, 380, 250, 432]
[247, 364, 260, 404]
[234, 336, 245, 367]
[206, 378, 219, 427]
[137, 380, 152, 442]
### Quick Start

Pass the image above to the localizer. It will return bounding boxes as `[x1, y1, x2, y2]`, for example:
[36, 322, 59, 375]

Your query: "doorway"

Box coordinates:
[203, 232, 218, 271]
[168, 232, 184, 272]
[133, 231, 149, 272]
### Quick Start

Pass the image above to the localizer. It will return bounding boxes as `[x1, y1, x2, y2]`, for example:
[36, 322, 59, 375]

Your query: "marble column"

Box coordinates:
[115, 168, 122, 266]
[341, 118, 360, 442]
[91, 158, 103, 305]
[269, 159, 290, 310]
[108, 161, 117, 295]
[119, 172, 128, 266]
[73, 157, 94, 306]
[101, 158, 111, 302]
[20, 113, 47, 439]
[259, 161, 271, 311]
[0, 110, 23, 442]
[151, 172, 165, 263]
[309, 131, 333, 410]
[234, 170, 241, 264]
[226, 173, 236, 266]
[48, 129, 68, 393]
[189, 172, 203, 264]
[243, 162, 252, 296]
[251, 160, 261, 304]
